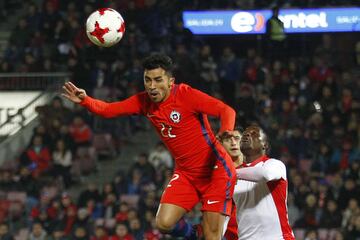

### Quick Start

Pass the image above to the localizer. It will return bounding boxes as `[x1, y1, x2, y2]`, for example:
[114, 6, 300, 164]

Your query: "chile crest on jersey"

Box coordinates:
[170, 110, 181, 123]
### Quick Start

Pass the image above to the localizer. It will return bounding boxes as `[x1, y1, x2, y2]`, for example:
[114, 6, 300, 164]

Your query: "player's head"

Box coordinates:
[142, 53, 175, 103]
[240, 125, 269, 158]
[219, 130, 242, 160]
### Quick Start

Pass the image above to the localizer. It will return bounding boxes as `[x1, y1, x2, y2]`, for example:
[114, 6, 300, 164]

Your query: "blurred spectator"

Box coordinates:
[48, 226, 69, 240]
[265, 6, 287, 61]
[69, 116, 92, 148]
[0, 223, 14, 240]
[148, 142, 173, 169]
[303, 229, 318, 240]
[115, 202, 129, 223]
[109, 223, 134, 240]
[9, 18, 32, 49]
[345, 214, 360, 239]
[102, 193, 118, 219]
[20, 135, 51, 177]
[90, 225, 108, 240]
[128, 218, 144, 240]
[218, 47, 240, 106]
[52, 139, 73, 188]
[77, 183, 101, 208]
[71, 225, 89, 240]
[319, 199, 342, 228]
[295, 193, 320, 228]
[28, 222, 48, 240]
[198, 45, 218, 93]
[129, 153, 155, 182]
[126, 169, 143, 195]
[144, 218, 162, 240]
[331, 138, 360, 170]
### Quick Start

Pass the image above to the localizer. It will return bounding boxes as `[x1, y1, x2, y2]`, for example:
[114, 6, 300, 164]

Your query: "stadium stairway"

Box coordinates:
[68, 122, 160, 198]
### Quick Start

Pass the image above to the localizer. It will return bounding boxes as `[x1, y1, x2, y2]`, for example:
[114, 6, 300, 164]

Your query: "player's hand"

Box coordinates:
[61, 82, 87, 103]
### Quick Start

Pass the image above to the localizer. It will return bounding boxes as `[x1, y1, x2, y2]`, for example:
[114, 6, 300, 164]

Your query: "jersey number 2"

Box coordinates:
[167, 173, 179, 187]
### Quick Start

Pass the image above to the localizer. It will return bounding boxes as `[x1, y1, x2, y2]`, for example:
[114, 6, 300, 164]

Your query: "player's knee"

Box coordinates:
[203, 225, 222, 239]
[155, 215, 174, 233]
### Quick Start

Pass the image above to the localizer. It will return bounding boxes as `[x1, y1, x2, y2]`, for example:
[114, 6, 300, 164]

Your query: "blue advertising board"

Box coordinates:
[183, 8, 360, 34]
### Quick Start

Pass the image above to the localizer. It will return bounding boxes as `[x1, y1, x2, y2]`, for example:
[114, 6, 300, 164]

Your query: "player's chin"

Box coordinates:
[151, 96, 162, 103]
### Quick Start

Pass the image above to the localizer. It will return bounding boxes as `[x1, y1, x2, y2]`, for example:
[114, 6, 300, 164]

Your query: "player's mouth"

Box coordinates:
[241, 138, 250, 145]
[149, 91, 160, 98]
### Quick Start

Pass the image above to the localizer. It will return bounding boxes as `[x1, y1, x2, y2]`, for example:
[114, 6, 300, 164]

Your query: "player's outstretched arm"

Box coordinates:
[62, 82, 142, 118]
[62, 82, 87, 103]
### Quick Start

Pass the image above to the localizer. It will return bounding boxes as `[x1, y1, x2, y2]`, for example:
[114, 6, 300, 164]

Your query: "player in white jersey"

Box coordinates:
[232, 125, 295, 240]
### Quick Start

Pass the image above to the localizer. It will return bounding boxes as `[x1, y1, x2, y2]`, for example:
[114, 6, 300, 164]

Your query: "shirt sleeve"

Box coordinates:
[236, 159, 286, 182]
[183, 86, 236, 133]
[80, 94, 143, 118]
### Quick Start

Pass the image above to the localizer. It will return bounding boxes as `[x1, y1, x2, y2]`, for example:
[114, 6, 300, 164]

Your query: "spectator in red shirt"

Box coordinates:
[69, 116, 92, 147]
[21, 135, 51, 177]
[109, 223, 134, 240]
[91, 225, 108, 240]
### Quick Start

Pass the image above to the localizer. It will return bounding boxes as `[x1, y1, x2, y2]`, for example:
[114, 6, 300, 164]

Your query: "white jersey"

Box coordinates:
[233, 155, 295, 240]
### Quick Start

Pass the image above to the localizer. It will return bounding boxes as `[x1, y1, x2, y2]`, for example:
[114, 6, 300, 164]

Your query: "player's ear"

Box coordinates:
[169, 77, 175, 87]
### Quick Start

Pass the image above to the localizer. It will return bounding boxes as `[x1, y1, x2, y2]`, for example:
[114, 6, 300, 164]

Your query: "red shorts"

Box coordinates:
[224, 203, 238, 240]
[160, 154, 236, 215]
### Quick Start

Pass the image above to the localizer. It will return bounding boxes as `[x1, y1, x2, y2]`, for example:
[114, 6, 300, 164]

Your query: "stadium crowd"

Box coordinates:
[0, 0, 359, 239]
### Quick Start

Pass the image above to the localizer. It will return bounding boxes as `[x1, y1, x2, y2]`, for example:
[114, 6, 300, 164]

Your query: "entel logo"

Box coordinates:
[231, 11, 328, 33]
[231, 12, 265, 33]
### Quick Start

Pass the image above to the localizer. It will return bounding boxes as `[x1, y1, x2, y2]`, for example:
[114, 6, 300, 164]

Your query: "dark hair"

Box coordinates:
[218, 129, 242, 143]
[142, 53, 173, 76]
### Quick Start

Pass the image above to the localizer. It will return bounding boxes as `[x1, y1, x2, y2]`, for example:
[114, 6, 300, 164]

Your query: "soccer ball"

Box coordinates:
[86, 8, 125, 47]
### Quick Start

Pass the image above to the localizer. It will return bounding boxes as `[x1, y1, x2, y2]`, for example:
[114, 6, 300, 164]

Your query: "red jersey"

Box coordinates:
[81, 84, 235, 176]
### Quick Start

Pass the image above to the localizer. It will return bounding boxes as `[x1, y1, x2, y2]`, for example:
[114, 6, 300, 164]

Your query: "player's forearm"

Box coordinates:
[236, 165, 281, 182]
[219, 105, 236, 133]
[80, 96, 120, 118]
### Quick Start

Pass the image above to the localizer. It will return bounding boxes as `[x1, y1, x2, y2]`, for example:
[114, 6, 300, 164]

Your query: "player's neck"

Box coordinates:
[244, 153, 263, 164]
[159, 86, 173, 103]
[232, 156, 243, 168]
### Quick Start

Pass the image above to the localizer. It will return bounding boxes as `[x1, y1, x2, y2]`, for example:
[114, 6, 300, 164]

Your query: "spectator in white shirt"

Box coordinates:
[148, 142, 173, 169]
[52, 139, 73, 187]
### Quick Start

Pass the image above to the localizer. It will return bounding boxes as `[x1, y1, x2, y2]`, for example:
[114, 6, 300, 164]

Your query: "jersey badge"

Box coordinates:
[170, 110, 181, 123]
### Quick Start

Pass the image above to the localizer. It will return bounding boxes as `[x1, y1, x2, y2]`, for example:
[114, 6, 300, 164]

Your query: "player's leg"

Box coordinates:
[202, 211, 226, 239]
[156, 203, 188, 233]
[156, 170, 200, 237]
[200, 150, 237, 239]
[223, 203, 238, 240]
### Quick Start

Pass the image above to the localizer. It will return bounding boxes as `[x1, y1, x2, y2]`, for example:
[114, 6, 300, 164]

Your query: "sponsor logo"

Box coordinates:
[231, 12, 265, 33]
[230, 11, 328, 33]
[207, 200, 220, 205]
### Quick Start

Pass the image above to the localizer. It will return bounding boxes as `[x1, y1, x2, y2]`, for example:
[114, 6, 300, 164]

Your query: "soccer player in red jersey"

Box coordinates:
[219, 130, 242, 240]
[62, 53, 237, 239]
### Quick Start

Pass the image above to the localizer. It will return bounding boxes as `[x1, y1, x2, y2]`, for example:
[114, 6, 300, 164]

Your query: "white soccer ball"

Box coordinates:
[86, 8, 125, 47]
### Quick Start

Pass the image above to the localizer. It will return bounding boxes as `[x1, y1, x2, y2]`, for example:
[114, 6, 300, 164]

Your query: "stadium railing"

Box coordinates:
[0, 72, 70, 165]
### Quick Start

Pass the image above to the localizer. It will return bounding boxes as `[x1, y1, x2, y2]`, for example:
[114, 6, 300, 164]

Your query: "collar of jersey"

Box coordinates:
[240, 155, 269, 168]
